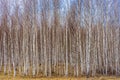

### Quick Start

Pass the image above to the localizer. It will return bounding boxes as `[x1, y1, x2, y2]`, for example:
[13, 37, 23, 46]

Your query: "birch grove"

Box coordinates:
[0, 0, 120, 77]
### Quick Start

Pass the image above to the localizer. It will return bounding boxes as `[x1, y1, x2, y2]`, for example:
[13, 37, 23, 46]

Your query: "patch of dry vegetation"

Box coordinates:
[0, 70, 119, 80]
[0, 74, 119, 80]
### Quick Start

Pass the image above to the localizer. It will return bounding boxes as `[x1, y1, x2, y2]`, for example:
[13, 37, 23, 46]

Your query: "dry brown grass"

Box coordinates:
[0, 68, 119, 80]
[0, 73, 119, 80]
[0, 76, 119, 80]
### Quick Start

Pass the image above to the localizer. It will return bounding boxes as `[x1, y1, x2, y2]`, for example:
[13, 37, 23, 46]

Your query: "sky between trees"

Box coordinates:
[0, 0, 120, 26]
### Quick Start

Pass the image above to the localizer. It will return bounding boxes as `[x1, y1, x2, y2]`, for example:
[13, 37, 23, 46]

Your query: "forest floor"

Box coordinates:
[0, 70, 119, 80]
[0, 74, 120, 80]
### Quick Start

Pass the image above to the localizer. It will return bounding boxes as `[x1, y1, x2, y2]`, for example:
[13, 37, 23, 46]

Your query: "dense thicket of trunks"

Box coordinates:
[0, 0, 120, 77]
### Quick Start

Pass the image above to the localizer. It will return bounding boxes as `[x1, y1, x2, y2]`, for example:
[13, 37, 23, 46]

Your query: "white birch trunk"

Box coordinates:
[86, 27, 90, 76]
[32, 27, 36, 76]
[3, 32, 7, 75]
[115, 27, 119, 75]
[79, 29, 83, 75]
[65, 25, 68, 76]
[44, 26, 47, 76]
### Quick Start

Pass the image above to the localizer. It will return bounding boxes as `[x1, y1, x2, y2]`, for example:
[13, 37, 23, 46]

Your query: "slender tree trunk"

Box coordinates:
[3, 32, 7, 75]
[115, 27, 119, 75]
[44, 26, 47, 76]
[65, 26, 68, 76]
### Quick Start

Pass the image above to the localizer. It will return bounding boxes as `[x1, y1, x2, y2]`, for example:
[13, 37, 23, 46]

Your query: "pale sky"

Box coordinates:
[0, 0, 120, 25]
